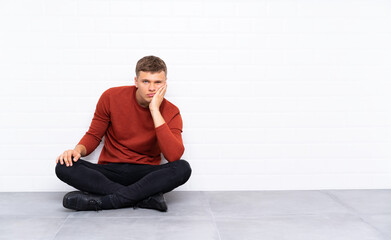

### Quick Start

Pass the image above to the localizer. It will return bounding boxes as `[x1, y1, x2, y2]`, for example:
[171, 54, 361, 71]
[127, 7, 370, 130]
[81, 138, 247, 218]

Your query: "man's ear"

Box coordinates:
[134, 76, 138, 88]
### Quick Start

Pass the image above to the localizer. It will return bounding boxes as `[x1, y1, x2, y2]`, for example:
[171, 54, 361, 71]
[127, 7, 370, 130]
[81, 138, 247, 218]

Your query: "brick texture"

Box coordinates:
[0, 0, 390, 191]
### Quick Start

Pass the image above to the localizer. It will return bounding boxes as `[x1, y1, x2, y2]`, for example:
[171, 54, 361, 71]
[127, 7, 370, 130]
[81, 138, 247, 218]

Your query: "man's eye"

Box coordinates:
[143, 81, 148, 83]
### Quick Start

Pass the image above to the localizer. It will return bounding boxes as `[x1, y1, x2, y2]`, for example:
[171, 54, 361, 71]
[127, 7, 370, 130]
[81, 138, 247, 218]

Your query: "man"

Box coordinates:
[55, 56, 192, 212]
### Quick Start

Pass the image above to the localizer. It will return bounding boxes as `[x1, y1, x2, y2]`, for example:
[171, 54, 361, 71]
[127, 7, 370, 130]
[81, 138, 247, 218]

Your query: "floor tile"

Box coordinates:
[363, 214, 391, 239]
[54, 217, 220, 240]
[0, 192, 70, 217]
[69, 191, 213, 219]
[206, 190, 350, 218]
[216, 214, 387, 240]
[0, 190, 390, 240]
[0, 216, 65, 240]
[325, 190, 391, 215]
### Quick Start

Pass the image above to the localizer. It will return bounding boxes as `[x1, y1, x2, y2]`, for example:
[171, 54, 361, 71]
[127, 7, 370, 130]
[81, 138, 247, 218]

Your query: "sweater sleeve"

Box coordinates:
[78, 90, 111, 155]
[155, 112, 184, 162]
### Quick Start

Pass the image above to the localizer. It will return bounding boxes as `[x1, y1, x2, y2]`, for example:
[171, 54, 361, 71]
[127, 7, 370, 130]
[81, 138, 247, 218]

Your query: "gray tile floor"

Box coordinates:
[0, 190, 390, 240]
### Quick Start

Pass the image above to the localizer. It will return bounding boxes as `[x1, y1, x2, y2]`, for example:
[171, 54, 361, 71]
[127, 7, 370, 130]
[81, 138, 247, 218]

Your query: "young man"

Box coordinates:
[55, 56, 191, 212]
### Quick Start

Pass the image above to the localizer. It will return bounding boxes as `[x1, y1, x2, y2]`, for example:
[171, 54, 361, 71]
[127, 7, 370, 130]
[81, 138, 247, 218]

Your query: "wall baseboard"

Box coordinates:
[1, 174, 390, 192]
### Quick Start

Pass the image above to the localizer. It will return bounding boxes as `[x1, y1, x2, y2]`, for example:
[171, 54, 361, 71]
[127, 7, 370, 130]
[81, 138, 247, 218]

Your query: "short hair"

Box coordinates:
[135, 55, 167, 77]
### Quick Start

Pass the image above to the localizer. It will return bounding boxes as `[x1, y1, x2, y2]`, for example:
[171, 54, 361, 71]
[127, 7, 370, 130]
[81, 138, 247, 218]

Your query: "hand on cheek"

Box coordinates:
[159, 84, 167, 95]
[150, 84, 167, 111]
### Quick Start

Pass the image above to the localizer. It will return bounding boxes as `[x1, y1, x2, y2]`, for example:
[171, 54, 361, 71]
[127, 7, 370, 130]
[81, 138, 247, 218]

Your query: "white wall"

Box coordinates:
[0, 0, 390, 191]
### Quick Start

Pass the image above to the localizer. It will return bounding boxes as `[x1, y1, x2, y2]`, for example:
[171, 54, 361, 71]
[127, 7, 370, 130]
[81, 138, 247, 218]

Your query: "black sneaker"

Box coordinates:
[135, 193, 168, 212]
[63, 191, 103, 211]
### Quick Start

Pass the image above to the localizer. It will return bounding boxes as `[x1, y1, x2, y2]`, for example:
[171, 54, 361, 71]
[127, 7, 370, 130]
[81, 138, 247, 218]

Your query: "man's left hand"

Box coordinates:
[149, 84, 167, 111]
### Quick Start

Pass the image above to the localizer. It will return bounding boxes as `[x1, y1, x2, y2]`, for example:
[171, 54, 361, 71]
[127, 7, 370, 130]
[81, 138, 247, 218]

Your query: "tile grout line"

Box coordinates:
[51, 213, 71, 240]
[320, 190, 360, 215]
[204, 191, 223, 240]
[321, 190, 391, 240]
[357, 215, 391, 240]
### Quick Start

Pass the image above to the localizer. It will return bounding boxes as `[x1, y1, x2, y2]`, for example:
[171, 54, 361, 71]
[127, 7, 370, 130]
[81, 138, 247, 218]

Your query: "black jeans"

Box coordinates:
[55, 159, 192, 208]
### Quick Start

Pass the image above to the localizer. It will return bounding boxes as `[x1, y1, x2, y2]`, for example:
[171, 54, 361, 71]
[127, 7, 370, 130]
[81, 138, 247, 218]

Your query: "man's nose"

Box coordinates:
[149, 84, 156, 91]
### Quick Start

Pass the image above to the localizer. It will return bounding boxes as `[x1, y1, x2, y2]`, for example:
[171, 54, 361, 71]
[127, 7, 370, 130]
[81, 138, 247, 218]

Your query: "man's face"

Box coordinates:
[134, 71, 166, 107]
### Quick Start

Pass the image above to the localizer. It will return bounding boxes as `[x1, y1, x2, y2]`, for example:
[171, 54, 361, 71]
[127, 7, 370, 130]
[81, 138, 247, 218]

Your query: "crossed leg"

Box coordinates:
[55, 159, 192, 209]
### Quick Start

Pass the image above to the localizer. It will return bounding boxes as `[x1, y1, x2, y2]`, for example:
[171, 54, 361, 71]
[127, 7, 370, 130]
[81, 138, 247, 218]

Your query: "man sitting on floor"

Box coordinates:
[55, 55, 192, 212]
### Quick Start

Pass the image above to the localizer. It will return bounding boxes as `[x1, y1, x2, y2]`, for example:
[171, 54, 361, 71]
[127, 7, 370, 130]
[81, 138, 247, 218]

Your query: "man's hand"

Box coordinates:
[149, 84, 167, 111]
[149, 84, 167, 128]
[56, 149, 81, 167]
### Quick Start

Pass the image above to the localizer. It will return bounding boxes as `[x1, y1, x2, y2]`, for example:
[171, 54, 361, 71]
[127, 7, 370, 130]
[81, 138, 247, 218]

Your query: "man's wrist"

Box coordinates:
[150, 107, 165, 128]
[149, 106, 160, 113]
[74, 144, 86, 156]
[74, 150, 81, 155]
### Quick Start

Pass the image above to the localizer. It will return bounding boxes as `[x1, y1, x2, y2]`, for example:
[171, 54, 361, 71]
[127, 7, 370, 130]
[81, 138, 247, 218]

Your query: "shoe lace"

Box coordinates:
[88, 199, 102, 211]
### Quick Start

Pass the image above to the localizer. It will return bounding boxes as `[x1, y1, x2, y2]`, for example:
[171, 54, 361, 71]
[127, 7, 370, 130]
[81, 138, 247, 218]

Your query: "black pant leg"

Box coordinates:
[55, 159, 124, 195]
[109, 159, 192, 208]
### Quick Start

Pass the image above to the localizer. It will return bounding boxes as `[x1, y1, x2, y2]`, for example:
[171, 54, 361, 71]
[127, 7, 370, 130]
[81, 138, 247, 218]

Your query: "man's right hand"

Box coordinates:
[56, 149, 81, 167]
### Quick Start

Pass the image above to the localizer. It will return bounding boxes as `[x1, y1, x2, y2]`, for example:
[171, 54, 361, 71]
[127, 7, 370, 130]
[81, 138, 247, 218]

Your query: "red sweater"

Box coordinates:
[78, 86, 184, 165]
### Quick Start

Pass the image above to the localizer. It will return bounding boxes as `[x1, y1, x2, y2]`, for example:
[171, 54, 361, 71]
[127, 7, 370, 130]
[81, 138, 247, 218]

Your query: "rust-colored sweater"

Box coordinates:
[78, 86, 184, 165]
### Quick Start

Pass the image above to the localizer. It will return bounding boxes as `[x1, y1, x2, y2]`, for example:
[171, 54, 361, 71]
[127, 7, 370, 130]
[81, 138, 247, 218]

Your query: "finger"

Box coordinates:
[69, 152, 74, 166]
[56, 156, 62, 164]
[69, 152, 76, 166]
[59, 155, 64, 165]
[156, 85, 164, 96]
[158, 83, 166, 93]
[63, 152, 69, 166]
[162, 84, 167, 95]
[67, 152, 73, 165]
[73, 152, 80, 162]
[159, 85, 167, 97]
[155, 86, 162, 95]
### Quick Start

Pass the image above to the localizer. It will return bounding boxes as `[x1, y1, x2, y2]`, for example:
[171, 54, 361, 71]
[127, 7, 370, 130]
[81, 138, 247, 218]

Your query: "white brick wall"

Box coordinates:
[0, 0, 390, 191]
